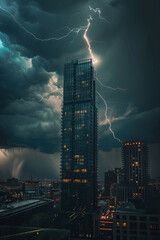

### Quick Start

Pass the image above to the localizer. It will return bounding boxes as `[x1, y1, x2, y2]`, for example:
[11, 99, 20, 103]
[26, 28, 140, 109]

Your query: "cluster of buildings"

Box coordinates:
[104, 141, 150, 204]
[100, 142, 160, 240]
[59, 59, 160, 239]
[0, 59, 159, 240]
[0, 178, 60, 206]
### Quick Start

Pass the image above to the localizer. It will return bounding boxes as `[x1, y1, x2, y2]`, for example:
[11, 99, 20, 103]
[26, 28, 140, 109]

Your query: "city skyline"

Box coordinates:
[0, 0, 160, 180]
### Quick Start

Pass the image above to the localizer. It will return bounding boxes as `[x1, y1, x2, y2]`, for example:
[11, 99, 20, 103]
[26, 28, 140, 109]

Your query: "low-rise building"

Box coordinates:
[113, 202, 160, 240]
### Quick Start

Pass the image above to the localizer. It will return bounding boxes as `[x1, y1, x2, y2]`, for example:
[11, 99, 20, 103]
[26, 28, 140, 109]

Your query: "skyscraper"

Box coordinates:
[122, 141, 149, 199]
[61, 59, 99, 238]
[61, 59, 97, 210]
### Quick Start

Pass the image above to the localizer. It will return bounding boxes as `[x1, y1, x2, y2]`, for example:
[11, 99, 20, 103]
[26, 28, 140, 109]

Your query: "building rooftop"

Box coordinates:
[116, 202, 145, 214]
[0, 199, 53, 218]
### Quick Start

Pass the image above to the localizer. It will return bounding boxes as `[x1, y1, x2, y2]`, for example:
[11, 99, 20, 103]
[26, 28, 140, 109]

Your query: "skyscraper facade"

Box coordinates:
[122, 141, 149, 199]
[61, 59, 98, 211]
[61, 59, 99, 238]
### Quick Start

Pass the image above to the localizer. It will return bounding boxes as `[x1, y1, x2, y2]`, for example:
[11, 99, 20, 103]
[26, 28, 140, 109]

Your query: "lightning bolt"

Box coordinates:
[0, 3, 124, 143]
[0, 6, 87, 41]
[89, 5, 110, 23]
[97, 90, 122, 144]
[96, 76, 127, 91]
[0, 5, 99, 65]
[83, 15, 99, 64]
[82, 7, 123, 143]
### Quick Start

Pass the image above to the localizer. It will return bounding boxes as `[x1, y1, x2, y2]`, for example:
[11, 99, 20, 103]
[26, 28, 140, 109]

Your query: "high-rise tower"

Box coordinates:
[122, 141, 149, 199]
[61, 59, 99, 238]
[61, 59, 98, 211]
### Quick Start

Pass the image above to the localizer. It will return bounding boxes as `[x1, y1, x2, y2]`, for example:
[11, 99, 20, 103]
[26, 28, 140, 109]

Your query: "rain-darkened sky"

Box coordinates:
[0, 0, 160, 180]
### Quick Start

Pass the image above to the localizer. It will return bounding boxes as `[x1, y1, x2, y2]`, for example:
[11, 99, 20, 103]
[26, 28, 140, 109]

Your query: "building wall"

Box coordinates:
[122, 141, 149, 199]
[61, 59, 98, 212]
[113, 211, 160, 240]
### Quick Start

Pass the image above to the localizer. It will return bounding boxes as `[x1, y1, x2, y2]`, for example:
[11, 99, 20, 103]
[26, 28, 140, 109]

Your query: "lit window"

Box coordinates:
[116, 222, 120, 228]
[82, 179, 87, 183]
[81, 169, 87, 172]
[64, 145, 66, 148]
[123, 222, 127, 227]
[74, 155, 79, 158]
[74, 179, 81, 183]
[80, 159, 84, 161]
[62, 179, 71, 183]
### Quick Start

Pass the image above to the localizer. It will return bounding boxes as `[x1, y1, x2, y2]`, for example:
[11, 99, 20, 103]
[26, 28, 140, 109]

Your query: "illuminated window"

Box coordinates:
[74, 155, 79, 158]
[74, 179, 81, 183]
[135, 162, 139, 166]
[116, 222, 120, 228]
[74, 169, 80, 172]
[123, 222, 127, 227]
[81, 169, 87, 172]
[64, 145, 66, 148]
[62, 179, 71, 183]
[82, 179, 87, 183]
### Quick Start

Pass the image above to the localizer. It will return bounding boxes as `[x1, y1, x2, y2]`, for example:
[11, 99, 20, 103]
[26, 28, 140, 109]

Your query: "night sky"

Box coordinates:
[0, 0, 160, 180]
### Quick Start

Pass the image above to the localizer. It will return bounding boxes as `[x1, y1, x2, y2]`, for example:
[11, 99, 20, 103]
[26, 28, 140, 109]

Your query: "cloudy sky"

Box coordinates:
[0, 0, 160, 181]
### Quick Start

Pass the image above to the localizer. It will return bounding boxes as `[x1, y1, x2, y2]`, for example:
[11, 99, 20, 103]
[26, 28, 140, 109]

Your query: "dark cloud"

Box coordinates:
[8, 0, 89, 13]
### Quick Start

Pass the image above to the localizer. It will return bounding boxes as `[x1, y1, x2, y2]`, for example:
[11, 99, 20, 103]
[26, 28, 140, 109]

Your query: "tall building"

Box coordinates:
[61, 59, 99, 238]
[122, 141, 149, 199]
[104, 168, 124, 199]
